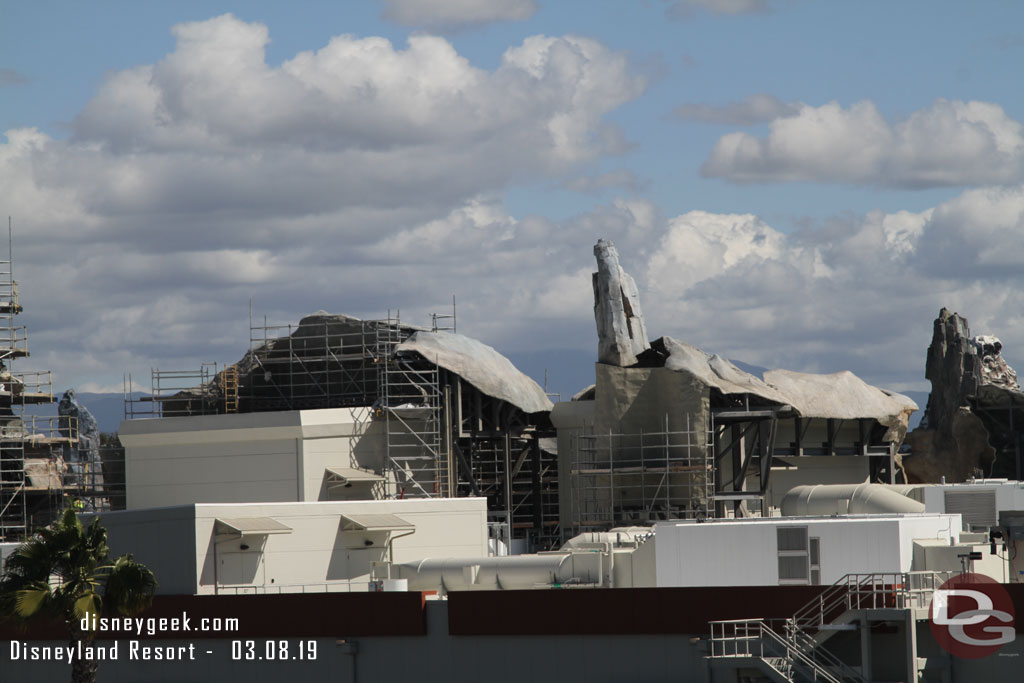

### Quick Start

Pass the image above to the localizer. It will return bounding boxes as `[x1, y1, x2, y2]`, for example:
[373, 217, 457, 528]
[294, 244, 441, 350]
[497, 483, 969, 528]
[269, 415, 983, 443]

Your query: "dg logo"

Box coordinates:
[929, 573, 1016, 659]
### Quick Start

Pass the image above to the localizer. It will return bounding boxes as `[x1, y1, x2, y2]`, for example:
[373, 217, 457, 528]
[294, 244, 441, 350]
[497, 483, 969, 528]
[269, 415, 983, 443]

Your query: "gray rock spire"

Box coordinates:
[592, 239, 649, 366]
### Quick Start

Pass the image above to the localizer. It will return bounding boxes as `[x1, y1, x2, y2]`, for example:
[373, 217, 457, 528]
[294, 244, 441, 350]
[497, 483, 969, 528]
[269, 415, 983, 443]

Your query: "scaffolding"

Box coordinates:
[375, 311, 446, 498]
[124, 364, 219, 419]
[0, 225, 77, 540]
[245, 315, 391, 412]
[569, 414, 713, 534]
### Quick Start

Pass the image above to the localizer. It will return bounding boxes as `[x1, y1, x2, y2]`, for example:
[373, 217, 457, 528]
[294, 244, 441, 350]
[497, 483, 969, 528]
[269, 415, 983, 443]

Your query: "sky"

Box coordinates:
[2, 0, 1024, 403]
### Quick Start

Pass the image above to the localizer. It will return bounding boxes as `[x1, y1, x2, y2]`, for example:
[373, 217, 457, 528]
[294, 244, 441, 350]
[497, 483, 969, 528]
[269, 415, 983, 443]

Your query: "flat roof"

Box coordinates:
[662, 512, 958, 526]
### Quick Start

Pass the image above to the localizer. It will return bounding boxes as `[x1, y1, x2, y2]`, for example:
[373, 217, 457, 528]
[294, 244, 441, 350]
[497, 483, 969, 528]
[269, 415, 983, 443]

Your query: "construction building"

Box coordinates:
[7, 240, 1024, 682]
[553, 240, 919, 538]
[122, 311, 560, 550]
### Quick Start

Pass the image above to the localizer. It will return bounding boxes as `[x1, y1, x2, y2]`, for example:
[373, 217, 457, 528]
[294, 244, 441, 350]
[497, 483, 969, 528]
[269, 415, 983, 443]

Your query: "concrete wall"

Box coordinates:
[96, 498, 488, 595]
[654, 514, 961, 587]
[551, 399, 595, 539]
[120, 408, 386, 508]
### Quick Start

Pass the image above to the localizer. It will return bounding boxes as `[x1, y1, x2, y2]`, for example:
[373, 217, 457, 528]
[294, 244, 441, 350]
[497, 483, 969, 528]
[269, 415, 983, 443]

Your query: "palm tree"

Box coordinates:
[0, 508, 156, 683]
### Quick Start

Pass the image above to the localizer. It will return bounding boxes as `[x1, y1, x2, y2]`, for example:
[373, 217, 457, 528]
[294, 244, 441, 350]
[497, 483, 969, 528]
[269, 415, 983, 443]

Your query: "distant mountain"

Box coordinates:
[23, 392, 136, 435]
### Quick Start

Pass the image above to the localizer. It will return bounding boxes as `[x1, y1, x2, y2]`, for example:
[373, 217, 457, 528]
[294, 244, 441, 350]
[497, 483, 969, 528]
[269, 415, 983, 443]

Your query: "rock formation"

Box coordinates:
[904, 308, 1023, 483]
[58, 389, 103, 488]
[592, 239, 649, 366]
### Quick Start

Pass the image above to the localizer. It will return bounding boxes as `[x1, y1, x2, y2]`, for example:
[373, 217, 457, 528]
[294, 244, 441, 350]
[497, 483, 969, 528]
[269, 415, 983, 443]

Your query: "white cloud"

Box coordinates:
[3, 15, 644, 240]
[379, 0, 536, 29]
[0, 14, 646, 390]
[701, 99, 1024, 188]
[674, 93, 800, 125]
[638, 189, 1024, 390]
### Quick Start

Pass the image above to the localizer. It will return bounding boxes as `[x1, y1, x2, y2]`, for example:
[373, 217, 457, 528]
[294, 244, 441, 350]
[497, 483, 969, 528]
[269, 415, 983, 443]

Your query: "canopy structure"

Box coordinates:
[214, 517, 292, 536]
[326, 467, 385, 486]
[339, 513, 415, 532]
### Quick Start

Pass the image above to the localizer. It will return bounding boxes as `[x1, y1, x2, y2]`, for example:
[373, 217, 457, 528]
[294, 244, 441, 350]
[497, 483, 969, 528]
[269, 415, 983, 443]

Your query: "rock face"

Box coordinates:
[58, 389, 103, 488]
[904, 308, 1021, 483]
[592, 239, 649, 367]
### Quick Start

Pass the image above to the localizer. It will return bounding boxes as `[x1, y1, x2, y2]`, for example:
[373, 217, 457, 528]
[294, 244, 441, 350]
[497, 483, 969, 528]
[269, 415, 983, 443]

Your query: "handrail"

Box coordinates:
[710, 618, 855, 683]
[711, 571, 958, 683]
[791, 571, 954, 632]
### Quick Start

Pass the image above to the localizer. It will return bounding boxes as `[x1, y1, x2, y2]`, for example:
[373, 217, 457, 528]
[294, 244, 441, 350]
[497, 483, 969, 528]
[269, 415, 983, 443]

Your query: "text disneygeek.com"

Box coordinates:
[6, 611, 318, 663]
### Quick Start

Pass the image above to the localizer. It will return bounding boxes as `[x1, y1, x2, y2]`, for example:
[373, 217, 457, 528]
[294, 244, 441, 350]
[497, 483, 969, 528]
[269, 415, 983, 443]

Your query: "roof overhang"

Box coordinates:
[339, 513, 415, 533]
[325, 467, 385, 489]
[215, 517, 293, 536]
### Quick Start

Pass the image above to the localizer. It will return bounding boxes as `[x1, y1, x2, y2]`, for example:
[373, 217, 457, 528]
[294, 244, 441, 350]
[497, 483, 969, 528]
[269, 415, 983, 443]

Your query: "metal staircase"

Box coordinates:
[708, 571, 954, 682]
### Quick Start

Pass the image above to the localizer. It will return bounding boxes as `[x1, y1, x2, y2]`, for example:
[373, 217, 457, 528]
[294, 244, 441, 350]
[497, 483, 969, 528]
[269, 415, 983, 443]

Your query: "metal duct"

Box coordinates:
[396, 554, 591, 592]
[781, 483, 925, 516]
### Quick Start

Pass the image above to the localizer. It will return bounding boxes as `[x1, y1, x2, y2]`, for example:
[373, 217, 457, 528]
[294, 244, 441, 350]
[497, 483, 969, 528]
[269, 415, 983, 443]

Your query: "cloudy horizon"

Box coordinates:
[3, 2, 1024, 402]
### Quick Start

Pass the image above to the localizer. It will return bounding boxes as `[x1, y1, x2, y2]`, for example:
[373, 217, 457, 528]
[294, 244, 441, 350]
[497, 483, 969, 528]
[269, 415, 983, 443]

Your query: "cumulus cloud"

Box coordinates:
[379, 0, 536, 29]
[674, 93, 800, 125]
[0, 14, 646, 389]
[665, 0, 769, 19]
[701, 99, 1024, 188]
[639, 187, 1024, 390]
[3, 14, 644, 239]
[0, 68, 28, 86]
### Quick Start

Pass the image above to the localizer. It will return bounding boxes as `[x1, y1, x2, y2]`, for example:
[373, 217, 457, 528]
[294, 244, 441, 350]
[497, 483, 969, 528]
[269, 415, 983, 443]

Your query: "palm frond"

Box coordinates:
[14, 584, 51, 619]
[72, 593, 101, 623]
[104, 555, 157, 616]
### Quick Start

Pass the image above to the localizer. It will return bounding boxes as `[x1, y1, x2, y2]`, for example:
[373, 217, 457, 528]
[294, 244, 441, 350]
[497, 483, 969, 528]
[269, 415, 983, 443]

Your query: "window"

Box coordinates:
[777, 526, 809, 584]
[809, 537, 821, 585]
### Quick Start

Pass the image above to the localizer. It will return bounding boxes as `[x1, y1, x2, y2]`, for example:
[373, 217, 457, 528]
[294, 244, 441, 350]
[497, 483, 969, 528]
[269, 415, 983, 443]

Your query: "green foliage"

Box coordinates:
[0, 508, 156, 633]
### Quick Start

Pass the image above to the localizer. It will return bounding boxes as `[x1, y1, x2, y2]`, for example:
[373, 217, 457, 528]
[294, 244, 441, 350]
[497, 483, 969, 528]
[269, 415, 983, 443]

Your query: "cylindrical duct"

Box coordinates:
[781, 483, 925, 516]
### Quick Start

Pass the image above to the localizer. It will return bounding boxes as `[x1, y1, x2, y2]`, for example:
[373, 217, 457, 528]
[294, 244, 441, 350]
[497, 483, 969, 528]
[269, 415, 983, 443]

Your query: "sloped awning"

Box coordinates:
[339, 513, 415, 532]
[325, 467, 385, 487]
[215, 517, 293, 536]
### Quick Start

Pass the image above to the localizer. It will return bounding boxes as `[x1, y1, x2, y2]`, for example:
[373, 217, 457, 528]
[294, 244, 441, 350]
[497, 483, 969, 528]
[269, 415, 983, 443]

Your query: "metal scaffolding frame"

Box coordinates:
[569, 414, 713, 534]
[245, 315, 389, 412]
[124, 364, 219, 419]
[0, 224, 84, 541]
[375, 311, 446, 499]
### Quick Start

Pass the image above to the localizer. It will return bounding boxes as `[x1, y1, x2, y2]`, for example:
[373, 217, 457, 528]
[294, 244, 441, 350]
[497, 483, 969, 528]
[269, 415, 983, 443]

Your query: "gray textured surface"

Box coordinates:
[592, 239, 649, 366]
[661, 335, 917, 438]
[397, 331, 552, 414]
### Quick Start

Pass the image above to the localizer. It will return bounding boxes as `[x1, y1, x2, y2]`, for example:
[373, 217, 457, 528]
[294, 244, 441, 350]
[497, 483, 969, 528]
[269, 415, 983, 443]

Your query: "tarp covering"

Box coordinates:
[659, 336, 917, 439]
[396, 331, 553, 414]
[662, 336, 792, 405]
[763, 369, 918, 422]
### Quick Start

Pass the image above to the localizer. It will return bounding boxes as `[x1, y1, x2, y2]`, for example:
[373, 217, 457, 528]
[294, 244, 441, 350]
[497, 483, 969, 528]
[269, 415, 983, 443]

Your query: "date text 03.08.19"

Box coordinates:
[231, 640, 317, 661]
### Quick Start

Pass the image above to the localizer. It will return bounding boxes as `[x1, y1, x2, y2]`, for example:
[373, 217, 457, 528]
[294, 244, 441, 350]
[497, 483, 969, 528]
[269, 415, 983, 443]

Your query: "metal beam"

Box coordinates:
[451, 441, 481, 497]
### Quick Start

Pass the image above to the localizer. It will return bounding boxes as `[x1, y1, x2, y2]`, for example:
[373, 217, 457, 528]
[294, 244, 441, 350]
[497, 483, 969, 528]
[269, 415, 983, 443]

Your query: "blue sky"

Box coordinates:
[2, 0, 1024, 402]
